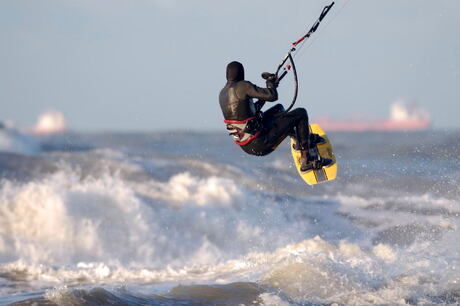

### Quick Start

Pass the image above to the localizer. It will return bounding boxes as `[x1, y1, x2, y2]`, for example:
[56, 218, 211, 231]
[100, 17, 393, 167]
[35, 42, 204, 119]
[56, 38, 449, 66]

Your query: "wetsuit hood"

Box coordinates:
[226, 61, 245, 82]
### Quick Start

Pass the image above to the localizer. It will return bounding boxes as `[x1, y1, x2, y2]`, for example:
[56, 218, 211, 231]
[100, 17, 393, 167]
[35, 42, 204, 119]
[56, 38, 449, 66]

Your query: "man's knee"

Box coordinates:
[292, 108, 308, 120]
[264, 104, 285, 118]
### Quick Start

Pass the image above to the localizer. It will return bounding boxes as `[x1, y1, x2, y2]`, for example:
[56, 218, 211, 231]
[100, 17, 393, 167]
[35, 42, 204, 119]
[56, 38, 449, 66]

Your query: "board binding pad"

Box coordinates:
[290, 123, 337, 185]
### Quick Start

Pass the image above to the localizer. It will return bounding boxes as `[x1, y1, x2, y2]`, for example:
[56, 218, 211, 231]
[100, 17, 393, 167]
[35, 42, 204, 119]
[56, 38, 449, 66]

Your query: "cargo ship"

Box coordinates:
[315, 101, 431, 132]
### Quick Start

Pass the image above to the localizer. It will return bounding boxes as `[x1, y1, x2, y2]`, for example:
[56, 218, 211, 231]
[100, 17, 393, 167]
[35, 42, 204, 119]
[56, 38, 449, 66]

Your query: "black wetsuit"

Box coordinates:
[219, 61, 310, 156]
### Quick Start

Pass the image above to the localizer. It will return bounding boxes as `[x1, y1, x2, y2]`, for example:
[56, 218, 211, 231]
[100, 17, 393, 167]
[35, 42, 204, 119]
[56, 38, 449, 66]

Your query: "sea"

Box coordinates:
[0, 128, 459, 305]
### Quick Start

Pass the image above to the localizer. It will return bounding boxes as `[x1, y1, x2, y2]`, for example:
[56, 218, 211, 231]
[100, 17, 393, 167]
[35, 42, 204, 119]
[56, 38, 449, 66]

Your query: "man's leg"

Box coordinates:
[265, 108, 332, 171]
[263, 104, 285, 119]
[264, 108, 309, 150]
[291, 108, 310, 150]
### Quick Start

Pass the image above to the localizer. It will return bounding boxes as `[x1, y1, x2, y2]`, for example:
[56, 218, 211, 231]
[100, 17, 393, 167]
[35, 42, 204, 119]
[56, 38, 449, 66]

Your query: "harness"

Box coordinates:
[224, 116, 262, 146]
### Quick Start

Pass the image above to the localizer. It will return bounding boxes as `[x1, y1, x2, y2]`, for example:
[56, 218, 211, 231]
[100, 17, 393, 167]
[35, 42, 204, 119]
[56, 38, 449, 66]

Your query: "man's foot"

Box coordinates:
[310, 134, 327, 147]
[312, 157, 333, 169]
[300, 151, 333, 172]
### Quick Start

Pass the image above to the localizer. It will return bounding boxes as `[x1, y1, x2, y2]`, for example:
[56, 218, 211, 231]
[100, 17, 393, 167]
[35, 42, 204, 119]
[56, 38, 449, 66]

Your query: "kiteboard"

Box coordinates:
[290, 123, 337, 185]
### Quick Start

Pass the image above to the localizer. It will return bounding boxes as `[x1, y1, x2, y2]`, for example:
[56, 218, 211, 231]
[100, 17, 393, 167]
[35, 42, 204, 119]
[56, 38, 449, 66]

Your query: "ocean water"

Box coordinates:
[0, 129, 459, 305]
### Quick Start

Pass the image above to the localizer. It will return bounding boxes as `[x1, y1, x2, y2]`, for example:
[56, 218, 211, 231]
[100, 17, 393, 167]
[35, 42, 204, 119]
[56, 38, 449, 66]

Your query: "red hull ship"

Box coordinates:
[315, 102, 431, 132]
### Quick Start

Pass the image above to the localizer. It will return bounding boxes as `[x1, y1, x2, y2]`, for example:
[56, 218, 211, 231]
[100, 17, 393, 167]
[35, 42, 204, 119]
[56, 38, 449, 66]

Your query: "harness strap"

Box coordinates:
[224, 117, 261, 146]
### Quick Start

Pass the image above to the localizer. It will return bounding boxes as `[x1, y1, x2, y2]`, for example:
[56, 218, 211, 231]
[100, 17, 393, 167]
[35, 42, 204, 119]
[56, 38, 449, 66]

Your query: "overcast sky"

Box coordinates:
[1, 0, 459, 131]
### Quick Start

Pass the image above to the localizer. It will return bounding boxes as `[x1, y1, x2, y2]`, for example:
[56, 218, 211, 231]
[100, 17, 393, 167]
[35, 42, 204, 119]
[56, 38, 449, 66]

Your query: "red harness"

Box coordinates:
[224, 117, 261, 146]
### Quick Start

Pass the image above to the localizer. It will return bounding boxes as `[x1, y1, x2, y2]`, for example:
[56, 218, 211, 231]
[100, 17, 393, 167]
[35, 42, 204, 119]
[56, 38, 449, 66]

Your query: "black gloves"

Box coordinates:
[261, 72, 279, 89]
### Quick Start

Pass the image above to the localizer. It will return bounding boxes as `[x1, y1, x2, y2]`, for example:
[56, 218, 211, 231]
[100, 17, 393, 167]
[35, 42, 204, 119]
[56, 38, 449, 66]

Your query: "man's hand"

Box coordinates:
[261, 72, 279, 89]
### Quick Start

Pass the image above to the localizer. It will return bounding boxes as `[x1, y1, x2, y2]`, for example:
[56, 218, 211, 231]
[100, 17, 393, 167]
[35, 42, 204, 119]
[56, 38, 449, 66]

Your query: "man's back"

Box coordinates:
[219, 81, 258, 121]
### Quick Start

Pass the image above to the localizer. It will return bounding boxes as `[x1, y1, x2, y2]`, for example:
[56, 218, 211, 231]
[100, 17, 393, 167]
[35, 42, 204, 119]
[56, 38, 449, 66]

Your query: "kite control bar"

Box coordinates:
[275, 2, 335, 83]
[273, 2, 335, 113]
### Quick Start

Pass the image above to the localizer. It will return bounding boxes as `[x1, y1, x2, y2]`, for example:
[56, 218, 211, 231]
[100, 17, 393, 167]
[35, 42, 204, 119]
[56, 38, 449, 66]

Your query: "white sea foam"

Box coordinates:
[55, 234, 460, 304]
[0, 148, 459, 304]
[259, 292, 291, 306]
[0, 162, 324, 271]
[138, 172, 242, 207]
[0, 129, 40, 155]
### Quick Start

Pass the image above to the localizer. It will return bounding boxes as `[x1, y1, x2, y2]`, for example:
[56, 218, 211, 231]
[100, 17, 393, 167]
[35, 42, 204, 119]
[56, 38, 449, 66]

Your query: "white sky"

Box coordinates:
[1, 0, 459, 131]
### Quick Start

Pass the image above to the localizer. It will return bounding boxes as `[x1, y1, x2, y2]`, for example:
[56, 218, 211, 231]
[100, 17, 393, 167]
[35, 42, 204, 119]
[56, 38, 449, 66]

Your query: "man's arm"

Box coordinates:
[241, 81, 278, 102]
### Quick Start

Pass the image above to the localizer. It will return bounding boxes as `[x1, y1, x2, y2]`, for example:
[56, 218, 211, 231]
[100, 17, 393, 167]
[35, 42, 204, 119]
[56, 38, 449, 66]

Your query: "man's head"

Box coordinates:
[226, 61, 244, 82]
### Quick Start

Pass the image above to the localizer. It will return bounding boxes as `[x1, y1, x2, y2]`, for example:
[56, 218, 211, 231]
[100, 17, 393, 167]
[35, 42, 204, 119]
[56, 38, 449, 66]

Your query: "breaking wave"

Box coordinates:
[0, 131, 459, 305]
[0, 128, 40, 155]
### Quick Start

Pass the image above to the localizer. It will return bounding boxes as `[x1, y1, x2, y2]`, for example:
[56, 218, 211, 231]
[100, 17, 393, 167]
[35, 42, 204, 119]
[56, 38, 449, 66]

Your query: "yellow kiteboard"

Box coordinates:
[290, 123, 337, 185]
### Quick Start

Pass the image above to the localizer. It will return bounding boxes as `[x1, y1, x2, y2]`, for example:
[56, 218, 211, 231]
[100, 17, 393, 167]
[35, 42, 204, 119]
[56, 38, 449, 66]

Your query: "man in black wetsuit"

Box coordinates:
[219, 61, 332, 171]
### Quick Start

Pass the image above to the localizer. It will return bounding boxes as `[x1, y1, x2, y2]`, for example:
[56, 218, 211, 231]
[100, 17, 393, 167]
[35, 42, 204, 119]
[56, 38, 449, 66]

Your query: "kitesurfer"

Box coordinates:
[219, 61, 332, 171]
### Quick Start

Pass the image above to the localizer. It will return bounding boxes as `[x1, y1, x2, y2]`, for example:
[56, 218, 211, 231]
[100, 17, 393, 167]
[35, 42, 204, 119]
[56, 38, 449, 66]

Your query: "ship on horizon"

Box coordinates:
[315, 101, 431, 132]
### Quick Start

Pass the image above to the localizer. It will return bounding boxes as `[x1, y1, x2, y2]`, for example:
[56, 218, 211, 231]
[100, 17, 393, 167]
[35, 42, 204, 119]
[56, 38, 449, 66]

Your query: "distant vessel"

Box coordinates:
[32, 111, 67, 135]
[316, 101, 431, 132]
